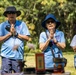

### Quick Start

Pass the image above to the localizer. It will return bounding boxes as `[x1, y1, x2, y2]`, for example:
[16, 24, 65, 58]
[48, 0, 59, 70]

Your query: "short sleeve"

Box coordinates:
[55, 30, 65, 43]
[39, 32, 46, 43]
[0, 24, 3, 36]
[22, 22, 30, 36]
[70, 35, 76, 47]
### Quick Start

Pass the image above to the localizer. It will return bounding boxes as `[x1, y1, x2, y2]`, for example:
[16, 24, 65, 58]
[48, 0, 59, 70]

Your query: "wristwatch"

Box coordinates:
[15, 32, 18, 37]
[54, 40, 58, 44]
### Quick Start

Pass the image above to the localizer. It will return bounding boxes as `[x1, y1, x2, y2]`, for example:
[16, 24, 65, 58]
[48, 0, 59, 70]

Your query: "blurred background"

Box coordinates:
[0, 0, 76, 74]
[0, 0, 76, 50]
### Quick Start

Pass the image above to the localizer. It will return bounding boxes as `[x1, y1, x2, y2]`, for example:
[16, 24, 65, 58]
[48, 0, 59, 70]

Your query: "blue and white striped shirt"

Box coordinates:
[0, 20, 30, 60]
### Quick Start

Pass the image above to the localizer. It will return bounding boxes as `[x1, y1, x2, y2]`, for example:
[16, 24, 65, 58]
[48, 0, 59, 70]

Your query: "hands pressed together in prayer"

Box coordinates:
[48, 28, 58, 44]
[10, 24, 18, 37]
[10, 24, 19, 50]
[10, 24, 15, 35]
[5, 24, 18, 37]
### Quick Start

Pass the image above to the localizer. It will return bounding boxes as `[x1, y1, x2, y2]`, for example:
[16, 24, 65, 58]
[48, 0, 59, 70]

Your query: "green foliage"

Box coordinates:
[0, 2, 76, 74]
[0, 0, 76, 49]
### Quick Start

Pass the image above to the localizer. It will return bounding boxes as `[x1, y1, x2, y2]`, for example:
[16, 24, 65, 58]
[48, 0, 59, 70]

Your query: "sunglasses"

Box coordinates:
[7, 11, 16, 14]
[46, 20, 55, 24]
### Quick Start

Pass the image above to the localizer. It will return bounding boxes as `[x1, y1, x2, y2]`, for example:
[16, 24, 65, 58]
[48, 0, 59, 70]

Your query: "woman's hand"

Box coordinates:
[49, 28, 55, 40]
[72, 46, 76, 52]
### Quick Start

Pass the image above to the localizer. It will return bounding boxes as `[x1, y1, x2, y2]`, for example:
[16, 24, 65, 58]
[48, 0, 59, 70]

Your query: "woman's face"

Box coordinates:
[45, 18, 56, 31]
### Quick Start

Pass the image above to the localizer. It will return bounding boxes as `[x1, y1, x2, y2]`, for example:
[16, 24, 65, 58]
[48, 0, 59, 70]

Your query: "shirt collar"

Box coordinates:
[5, 20, 20, 27]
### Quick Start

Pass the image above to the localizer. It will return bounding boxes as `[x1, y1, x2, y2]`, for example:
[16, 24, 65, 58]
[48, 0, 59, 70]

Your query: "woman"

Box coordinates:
[39, 14, 66, 70]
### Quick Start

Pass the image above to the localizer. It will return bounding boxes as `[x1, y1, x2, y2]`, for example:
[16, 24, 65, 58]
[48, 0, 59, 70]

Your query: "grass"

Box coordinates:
[63, 52, 76, 75]
[24, 52, 76, 75]
[0, 52, 76, 75]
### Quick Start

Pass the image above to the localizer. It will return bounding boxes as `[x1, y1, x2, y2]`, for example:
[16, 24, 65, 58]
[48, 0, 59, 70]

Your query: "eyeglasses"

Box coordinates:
[46, 20, 55, 24]
[7, 11, 16, 14]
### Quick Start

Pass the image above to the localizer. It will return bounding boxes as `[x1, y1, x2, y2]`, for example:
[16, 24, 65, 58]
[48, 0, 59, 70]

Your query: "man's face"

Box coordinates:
[6, 11, 17, 22]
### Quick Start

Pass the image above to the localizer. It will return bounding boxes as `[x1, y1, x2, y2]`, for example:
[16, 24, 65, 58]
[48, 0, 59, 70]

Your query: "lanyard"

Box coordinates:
[45, 31, 55, 58]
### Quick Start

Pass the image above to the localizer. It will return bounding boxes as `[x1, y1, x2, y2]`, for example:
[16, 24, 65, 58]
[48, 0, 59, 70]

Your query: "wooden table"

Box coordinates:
[2, 72, 71, 75]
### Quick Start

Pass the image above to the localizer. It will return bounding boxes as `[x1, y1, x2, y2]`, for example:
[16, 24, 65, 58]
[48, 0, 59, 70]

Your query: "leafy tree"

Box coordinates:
[0, 0, 76, 46]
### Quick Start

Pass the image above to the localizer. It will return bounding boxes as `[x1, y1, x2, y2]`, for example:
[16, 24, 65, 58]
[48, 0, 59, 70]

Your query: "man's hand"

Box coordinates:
[10, 24, 18, 37]
[10, 24, 16, 36]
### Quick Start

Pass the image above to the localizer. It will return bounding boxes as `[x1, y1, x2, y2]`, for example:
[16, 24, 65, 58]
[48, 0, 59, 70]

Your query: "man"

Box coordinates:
[0, 6, 30, 74]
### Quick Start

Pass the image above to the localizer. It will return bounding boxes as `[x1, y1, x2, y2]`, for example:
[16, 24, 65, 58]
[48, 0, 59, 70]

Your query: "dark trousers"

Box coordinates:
[1, 57, 21, 74]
